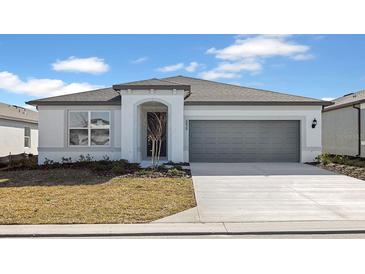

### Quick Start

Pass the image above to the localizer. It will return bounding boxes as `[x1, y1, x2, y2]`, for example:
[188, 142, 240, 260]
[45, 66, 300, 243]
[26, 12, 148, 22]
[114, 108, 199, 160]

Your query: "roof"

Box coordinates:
[323, 89, 365, 111]
[27, 75, 331, 106]
[113, 78, 191, 91]
[27, 87, 121, 106]
[165, 76, 331, 105]
[0, 102, 38, 123]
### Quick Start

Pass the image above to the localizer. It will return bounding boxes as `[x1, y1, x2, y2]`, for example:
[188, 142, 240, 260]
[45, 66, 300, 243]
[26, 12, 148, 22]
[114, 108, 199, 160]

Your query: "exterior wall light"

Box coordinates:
[312, 118, 317, 128]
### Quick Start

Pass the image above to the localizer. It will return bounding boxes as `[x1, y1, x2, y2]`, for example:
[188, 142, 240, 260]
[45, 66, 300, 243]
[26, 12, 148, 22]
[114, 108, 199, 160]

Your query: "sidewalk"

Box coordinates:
[2, 221, 365, 237]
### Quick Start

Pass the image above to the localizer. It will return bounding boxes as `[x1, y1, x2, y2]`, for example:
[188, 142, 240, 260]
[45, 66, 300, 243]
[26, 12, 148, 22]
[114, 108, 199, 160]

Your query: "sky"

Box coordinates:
[1, 34, 365, 109]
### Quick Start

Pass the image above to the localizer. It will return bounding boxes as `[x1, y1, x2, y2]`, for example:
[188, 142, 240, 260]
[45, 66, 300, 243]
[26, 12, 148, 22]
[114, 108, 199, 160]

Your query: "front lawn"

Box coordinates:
[0, 169, 196, 224]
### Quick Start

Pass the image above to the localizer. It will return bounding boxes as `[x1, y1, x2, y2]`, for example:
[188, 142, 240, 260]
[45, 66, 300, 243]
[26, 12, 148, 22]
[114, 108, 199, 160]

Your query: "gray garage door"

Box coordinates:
[189, 120, 300, 162]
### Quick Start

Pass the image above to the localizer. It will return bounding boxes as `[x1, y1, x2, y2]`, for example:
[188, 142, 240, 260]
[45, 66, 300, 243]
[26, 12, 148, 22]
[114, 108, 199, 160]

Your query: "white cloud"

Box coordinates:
[157, 61, 203, 73]
[207, 35, 310, 61]
[131, 57, 148, 64]
[157, 63, 184, 72]
[291, 54, 315, 61]
[52, 56, 109, 74]
[199, 71, 240, 80]
[201, 35, 313, 80]
[215, 60, 262, 73]
[185, 62, 200, 72]
[322, 97, 335, 101]
[0, 71, 102, 98]
[199, 59, 262, 80]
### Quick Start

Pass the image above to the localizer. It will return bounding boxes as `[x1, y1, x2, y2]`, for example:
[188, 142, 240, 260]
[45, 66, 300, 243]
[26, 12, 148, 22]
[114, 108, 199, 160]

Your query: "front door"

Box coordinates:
[147, 112, 167, 157]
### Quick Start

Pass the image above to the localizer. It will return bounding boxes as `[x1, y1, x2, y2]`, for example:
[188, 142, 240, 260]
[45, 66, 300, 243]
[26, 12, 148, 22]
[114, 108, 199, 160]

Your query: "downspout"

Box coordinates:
[353, 104, 361, 157]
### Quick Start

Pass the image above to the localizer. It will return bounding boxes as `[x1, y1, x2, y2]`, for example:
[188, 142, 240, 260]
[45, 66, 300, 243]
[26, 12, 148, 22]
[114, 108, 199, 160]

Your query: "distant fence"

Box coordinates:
[0, 153, 37, 168]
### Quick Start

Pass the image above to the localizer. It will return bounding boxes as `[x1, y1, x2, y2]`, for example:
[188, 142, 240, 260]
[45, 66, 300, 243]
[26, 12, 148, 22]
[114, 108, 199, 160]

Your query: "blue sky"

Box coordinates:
[1, 34, 365, 109]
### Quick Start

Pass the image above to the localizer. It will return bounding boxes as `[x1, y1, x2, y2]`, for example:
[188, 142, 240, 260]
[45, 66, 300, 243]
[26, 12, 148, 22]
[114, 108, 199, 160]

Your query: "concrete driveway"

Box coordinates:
[190, 163, 365, 222]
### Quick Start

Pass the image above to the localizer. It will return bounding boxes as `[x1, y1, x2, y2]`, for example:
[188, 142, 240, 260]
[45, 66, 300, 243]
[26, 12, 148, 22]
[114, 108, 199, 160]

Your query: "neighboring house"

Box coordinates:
[322, 90, 365, 158]
[27, 76, 331, 164]
[0, 102, 38, 157]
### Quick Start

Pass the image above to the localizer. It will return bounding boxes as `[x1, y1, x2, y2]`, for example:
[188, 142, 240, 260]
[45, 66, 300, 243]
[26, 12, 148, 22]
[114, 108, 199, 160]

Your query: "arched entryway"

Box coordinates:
[136, 100, 169, 162]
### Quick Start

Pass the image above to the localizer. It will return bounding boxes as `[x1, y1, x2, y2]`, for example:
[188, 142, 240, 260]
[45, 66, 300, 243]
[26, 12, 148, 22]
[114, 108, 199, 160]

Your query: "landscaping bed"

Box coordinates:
[314, 154, 365, 181]
[0, 168, 195, 224]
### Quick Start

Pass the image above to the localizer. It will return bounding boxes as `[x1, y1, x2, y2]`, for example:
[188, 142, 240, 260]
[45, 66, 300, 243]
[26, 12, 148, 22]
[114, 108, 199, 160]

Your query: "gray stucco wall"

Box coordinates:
[322, 106, 359, 156]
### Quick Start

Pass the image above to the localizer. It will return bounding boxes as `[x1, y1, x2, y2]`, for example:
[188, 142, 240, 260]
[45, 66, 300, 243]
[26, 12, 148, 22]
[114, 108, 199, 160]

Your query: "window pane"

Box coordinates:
[24, 127, 31, 137]
[70, 112, 88, 128]
[91, 129, 110, 146]
[91, 112, 110, 128]
[24, 137, 30, 148]
[69, 129, 88, 146]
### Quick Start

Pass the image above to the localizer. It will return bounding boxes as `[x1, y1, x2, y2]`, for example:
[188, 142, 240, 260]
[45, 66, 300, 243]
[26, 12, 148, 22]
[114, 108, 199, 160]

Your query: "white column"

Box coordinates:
[169, 95, 184, 162]
[121, 91, 136, 162]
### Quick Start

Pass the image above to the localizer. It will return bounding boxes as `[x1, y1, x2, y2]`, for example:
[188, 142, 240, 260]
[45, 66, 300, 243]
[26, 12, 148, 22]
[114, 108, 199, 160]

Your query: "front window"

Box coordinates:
[69, 111, 110, 146]
[24, 127, 31, 148]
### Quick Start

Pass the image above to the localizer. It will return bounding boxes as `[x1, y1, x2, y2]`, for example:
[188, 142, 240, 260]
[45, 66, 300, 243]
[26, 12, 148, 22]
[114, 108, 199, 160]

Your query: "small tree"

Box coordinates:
[147, 112, 167, 168]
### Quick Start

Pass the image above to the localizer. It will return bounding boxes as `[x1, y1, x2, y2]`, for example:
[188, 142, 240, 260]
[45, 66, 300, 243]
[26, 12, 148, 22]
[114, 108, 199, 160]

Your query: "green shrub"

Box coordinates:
[317, 153, 331, 165]
[174, 165, 183, 171]
[135, 169, 148, 176]
[111, 162, 126, 175]
[167, 168, 185, 177]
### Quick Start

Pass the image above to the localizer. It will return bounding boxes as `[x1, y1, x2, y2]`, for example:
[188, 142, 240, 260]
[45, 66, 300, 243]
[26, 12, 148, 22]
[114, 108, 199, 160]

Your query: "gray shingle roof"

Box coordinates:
[27, 87, 121, 105]
[27, 75, 331, 106]
[0, 102, 38, 123]
[165, 76, 330, 105]
[113, 78, 191, 91]
[324, 89, 365, 111]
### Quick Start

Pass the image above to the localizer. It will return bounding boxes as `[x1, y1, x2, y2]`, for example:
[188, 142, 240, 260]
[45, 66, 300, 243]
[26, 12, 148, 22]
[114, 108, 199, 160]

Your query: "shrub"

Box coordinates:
[173, 165, 183, 171]
[43, 158, 54, 166]
[135, 169, 148, 176]
[317, 153, 331, 165]
[19, 157, 38, 169]
[111, 162, 126, 175]
[78, 154, 93, 162]
[167, 168, 185, 177]
[61, 157, 72, 164]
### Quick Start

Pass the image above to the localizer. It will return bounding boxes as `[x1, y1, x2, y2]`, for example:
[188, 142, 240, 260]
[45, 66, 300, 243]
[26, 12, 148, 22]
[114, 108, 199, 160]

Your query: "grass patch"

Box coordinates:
[0, 169, 196, 224]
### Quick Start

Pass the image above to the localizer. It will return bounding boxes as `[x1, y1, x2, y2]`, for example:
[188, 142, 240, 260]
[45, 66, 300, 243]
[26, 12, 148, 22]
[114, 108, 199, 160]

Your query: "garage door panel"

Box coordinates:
[189, 120, 299, 162]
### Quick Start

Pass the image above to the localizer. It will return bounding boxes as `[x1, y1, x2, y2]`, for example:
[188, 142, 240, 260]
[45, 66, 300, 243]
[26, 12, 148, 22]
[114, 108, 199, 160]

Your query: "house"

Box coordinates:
[322, 90, 365, 158]
[27, 76, 331, 164]
[0, 102, 38, 157]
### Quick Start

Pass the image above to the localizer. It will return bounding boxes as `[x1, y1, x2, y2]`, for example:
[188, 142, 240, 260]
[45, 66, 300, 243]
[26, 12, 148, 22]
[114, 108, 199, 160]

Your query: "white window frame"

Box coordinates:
[24, 127, 31, 148]
[68, 110, 111, 147]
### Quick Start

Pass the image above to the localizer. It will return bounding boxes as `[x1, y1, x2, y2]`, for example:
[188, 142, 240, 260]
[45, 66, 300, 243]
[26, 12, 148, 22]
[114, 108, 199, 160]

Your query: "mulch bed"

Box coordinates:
[316, 163, 365, 181]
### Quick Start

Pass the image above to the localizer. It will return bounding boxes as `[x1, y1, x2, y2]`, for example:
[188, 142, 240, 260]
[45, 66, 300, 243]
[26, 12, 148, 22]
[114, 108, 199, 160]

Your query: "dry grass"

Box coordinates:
[0, 169, 196, 224]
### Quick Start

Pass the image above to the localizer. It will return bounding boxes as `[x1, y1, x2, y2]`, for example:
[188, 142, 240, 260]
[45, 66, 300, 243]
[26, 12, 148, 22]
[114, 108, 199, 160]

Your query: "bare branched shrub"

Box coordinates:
[147, 112, 167, 168]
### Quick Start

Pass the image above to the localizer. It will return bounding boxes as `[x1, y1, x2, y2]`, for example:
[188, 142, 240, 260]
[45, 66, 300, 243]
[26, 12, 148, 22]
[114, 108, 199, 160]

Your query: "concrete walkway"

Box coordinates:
[3, 221, 365, 237]
[190, 163, 365, 223]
